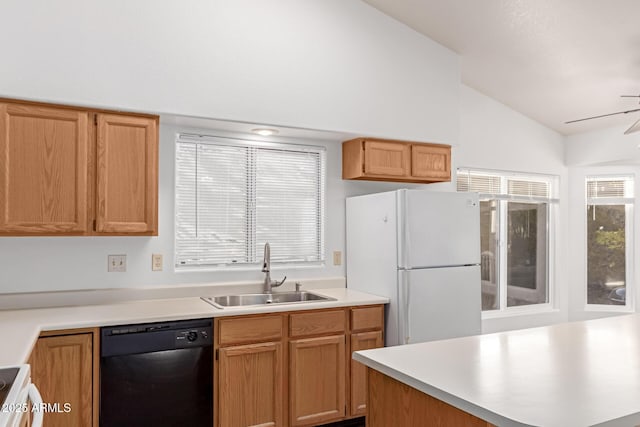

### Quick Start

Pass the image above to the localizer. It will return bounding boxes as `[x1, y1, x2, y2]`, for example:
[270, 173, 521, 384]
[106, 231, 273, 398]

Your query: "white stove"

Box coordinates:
[0, 365, 42, 427]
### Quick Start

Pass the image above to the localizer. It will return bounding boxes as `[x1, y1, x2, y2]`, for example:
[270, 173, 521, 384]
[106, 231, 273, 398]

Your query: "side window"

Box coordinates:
[458, 169, 558, 312]
[586, 176, 634, 307]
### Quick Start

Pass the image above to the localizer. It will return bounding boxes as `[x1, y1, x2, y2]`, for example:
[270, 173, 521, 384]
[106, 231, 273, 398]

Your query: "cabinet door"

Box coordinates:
[411, 144, 451, 180]
[350, 331, 383, 416]
[363, 140, 410, 177]
[96, 114, 157, 234]
[290, 335, 345, 426]
[219, 342, 283, 427]
[0, 103, 88, 234]
[29, 333, 94, 427]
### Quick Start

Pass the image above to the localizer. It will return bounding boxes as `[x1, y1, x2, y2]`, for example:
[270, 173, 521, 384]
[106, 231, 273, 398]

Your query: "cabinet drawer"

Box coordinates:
[290, 310, 345, 338]
[218, 315, 284, 346]
[351, 306, 384, 332]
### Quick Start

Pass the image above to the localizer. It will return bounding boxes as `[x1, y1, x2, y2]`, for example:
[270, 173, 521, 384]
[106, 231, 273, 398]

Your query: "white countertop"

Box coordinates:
[0, 288, 387, 367]
[354, 314, 640, 427]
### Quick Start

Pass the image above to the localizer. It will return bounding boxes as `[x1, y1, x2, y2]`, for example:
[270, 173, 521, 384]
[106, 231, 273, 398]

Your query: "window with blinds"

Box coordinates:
[586, 176, 634, 203]
[175, 134, 325, 268]
[456, 169, 555, 201]
[456, 167, 558, 312]
[585, 175, 634, 306]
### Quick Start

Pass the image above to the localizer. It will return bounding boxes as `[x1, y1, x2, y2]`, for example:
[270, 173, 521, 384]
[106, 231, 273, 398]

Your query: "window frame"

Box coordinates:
[457, 168, 559, 317]
[174, 133, 326, 271]
[584, 174, 634, 312]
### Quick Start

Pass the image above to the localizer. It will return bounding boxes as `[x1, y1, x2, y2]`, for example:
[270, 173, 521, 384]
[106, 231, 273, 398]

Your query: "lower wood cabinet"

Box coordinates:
[218, 342, 283, 427]
[350, 331, 383, 416]
[290, 335, 345, 426]
[368, 369, 495, 427]
[214, 304, 384, 427]
[28, 328, 99, 427]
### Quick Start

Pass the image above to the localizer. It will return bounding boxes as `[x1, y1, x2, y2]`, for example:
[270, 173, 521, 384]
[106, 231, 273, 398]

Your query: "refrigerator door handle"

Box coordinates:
[398, 270, 410, 345]
[396, 190, 408, 269]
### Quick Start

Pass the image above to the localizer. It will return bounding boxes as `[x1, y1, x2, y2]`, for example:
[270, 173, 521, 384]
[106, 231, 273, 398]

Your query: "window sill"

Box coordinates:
[482, 305, 559, 320]
[175, 262, 326, 273]
[583, 304, 634, 314]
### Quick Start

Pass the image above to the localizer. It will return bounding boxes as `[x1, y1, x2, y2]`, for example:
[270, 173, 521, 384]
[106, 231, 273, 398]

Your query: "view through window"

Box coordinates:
[458, 169, 557, 312]
[586, 176, 634, 307]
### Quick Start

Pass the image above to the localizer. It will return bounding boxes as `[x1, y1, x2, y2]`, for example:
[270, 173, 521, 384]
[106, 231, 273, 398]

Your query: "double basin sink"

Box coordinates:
[201, 291, 335, 309]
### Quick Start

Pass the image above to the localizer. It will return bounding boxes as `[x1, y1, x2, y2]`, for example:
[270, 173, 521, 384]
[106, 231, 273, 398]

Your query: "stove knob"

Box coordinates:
[187, 331, 198, 342]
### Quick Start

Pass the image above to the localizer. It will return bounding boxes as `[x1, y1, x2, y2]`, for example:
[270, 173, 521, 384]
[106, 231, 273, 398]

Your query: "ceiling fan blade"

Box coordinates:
[624, 117, 640, 135]
[565, 108, 640, 124]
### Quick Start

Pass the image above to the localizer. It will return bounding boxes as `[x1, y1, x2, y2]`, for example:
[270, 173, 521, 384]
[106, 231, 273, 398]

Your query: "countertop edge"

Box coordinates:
[2, 288, 388, 366]
[352, 352, 532, 427]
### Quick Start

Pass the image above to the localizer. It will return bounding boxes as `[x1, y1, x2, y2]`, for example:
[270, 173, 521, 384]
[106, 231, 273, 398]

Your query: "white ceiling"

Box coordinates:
[362, 0, 640, 136]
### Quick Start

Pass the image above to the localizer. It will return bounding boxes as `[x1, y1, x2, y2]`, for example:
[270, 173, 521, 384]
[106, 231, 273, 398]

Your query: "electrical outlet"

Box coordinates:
[333, 251, 342, 266]
[152, 254, 163, 271]
[108, 255, 127, 272]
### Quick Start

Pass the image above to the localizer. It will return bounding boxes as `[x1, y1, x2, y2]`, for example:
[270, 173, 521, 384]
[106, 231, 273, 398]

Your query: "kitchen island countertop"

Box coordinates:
[354, 314, 640, 427]
[0, 288, 387, 366]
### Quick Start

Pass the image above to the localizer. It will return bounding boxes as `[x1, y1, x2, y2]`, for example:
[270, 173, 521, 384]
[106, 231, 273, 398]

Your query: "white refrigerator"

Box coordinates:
[346, 189, 481, 346]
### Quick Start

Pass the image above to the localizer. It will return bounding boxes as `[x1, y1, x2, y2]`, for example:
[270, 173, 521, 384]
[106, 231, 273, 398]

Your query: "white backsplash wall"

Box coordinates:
[0, 123, 430, 294]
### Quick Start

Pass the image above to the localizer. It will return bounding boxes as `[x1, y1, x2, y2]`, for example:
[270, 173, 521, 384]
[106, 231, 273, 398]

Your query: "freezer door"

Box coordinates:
[399, 266, 481, 344]
[401, 191, 480, 268]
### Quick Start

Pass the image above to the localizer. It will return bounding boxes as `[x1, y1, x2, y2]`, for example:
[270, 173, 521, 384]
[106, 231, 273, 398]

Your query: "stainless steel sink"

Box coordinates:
[201, 291, 335, 309]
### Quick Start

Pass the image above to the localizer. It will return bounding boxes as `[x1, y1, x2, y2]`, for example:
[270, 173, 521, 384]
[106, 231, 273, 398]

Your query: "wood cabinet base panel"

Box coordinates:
[367, 369, 495, 427]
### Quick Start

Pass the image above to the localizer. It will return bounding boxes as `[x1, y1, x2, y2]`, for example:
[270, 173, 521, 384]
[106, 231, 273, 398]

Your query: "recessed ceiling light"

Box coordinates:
[252, 128, 279, 136]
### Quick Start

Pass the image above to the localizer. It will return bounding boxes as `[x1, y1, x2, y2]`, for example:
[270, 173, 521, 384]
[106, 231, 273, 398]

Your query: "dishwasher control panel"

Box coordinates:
[101, 319, 213, 357]
[175, 327, 212, 348]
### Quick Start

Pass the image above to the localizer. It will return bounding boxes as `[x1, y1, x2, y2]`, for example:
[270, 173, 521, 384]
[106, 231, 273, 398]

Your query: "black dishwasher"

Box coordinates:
[100, 319, 213, 427]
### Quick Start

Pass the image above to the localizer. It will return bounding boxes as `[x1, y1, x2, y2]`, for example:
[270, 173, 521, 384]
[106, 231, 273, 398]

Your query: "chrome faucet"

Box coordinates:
[262, 242, 286, 293]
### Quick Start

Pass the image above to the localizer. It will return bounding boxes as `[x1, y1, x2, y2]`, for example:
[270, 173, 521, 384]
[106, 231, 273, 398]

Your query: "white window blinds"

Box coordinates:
[175, 135, 325, 268]
[586, 176, 634, 204]
[457, 168, 556, 202]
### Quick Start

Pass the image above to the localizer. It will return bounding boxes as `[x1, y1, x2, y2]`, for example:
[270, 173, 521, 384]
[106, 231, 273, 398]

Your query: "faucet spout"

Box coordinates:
[262, 242, 270, 273]
[262, 242, 286, 293]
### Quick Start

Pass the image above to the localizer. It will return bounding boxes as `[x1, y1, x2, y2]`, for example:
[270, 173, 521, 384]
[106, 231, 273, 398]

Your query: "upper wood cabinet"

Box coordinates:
[0, 99, 158, 236]
[0, 103, 89, 234]
[96, 114, 157, 233]
[342, 137, 451, 184]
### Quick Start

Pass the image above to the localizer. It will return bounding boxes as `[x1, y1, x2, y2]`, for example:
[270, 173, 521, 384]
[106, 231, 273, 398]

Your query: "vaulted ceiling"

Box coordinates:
[363, 0, 640, 135]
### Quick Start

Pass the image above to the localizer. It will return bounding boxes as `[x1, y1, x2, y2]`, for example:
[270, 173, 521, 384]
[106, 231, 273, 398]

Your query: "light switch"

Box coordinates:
[333, 251, 342, 266]
[108, 255, 127, 272]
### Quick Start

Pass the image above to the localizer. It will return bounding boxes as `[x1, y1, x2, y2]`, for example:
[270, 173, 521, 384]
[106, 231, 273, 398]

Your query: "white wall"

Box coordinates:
[0, 0, 576, 338]
[0, 0, 460, 294]
[456, 85, 569, 333]
[565, 124, 640, 167]
[0, 0, 459, 143]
